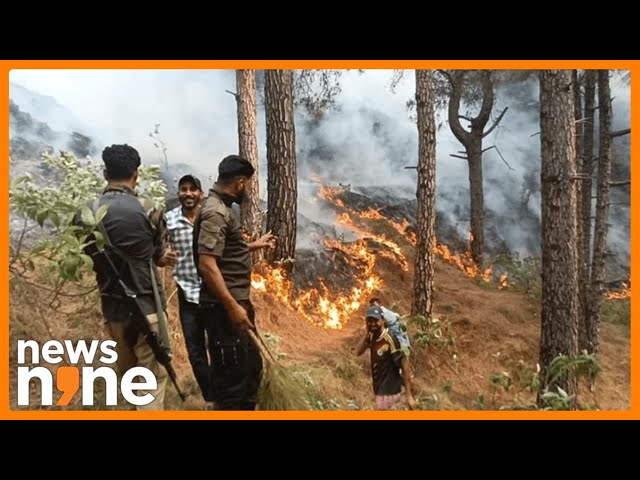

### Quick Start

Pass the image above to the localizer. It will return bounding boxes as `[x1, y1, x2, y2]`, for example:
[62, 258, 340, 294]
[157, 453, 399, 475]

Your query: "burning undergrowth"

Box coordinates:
[251, 182, 512, 330]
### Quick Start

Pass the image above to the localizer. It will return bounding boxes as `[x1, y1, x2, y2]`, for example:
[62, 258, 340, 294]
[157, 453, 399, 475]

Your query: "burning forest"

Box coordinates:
[249, 181, 518, 330]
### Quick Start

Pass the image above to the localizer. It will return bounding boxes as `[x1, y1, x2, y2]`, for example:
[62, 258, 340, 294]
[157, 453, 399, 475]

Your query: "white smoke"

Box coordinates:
[9, 68, 630, 266]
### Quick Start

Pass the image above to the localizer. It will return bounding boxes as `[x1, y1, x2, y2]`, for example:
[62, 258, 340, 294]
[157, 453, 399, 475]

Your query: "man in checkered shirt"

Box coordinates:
[164, 174, 211, 406]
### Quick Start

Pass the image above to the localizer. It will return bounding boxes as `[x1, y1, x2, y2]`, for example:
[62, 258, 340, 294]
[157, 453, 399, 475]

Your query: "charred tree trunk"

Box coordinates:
[446, 71, 506, 266]
[412, 70, 436, 317]
[572, 70, 587, 352]
[538, 70, 579, 406]
[586, 70, 613, 355]
[579, 70, 596, 352]
[264, 70, 297, 271]
[236, 70, 264, 265]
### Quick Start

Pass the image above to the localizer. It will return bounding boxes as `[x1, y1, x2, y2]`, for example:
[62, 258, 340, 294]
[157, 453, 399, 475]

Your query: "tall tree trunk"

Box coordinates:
[538, 70, 579, 405]
[572, 70, 587, 351]
[586, 70, 613, 355]
[412, 70, 436, 317]
[579, 70, 597, 352]
[467, 140, 484, 266]
[264, 70, 297, 271]
[236, 70, 263, 265]
[446, 71, 506, 266]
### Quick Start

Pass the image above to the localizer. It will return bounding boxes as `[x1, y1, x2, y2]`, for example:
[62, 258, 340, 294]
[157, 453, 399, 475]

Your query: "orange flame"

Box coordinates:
[606, 283, 631, 300]
[252, 260, 382, 330]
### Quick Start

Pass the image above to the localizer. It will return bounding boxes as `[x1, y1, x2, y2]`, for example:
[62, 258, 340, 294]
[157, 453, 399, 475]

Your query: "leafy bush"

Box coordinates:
[10, 152, 166, 284]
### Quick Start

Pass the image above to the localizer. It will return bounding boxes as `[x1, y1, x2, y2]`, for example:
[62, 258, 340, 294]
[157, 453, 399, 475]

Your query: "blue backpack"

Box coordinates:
[379, 306, 411, 351]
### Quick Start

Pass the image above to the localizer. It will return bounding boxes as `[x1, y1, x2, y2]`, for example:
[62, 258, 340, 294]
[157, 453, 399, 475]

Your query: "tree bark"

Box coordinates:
[572, 70, 587, 352]
[264, 70, 297, 271]
[467, 141, 484, 266]
[538, 70, 579, 405]
[586, 70, 613, 355]
[412, 70, 436, 317]
[579, 70, 597, 352]
[446, 71, 502, 266]
[236, 70, 264, 264]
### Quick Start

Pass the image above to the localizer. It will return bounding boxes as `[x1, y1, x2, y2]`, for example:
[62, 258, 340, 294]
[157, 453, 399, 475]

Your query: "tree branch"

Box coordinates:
[482, 107, 509, 138]
[475, 71, 494, 129]
[225, 89, 238, 99]
[610, 128, 630, 138]
[609, 180, 630, 187]
[437, 69, 453, 87]
[450, 154, 468, 160]
[448, 73, 471, 145]
[493, 146, 514, 172]
[404, 166, 418, 170]
[9, 217, 29, 268]
[459, 115, 473, 122]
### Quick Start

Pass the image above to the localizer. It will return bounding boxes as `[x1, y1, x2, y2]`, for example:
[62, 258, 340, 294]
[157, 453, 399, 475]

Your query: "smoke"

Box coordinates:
[9, 68, 630, 268]
[10, 69, 239, 190]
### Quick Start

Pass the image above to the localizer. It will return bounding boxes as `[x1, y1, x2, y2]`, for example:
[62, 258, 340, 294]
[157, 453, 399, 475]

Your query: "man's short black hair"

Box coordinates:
[217, 155, 255, 180]
[102, 144, 141, 180]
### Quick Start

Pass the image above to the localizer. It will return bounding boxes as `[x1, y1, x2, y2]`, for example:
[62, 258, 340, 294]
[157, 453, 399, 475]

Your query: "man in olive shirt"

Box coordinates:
[193, 155, 274, 410]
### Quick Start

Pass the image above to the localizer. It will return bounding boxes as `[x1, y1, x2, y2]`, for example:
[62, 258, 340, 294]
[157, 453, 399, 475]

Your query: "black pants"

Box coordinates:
[200, 300, 263, 410]
[178, 288, 213, 402]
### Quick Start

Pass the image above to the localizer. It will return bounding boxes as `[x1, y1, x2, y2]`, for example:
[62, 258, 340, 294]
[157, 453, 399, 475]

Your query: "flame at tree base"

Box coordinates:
[251, 264, 382, 330]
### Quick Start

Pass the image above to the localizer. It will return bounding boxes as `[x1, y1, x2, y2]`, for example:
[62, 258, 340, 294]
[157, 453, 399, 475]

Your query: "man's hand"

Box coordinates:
[157, 249, 178, 268]
[249, 231, 276, 251]
[228, 303, 253, 331]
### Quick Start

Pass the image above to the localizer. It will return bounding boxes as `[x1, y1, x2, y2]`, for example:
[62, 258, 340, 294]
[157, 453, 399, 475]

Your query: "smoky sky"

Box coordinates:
[9, 69, 631, 262]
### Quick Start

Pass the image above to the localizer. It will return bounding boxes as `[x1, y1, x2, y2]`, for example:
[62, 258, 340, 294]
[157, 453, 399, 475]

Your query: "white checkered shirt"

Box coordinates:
[165, 206, 201, 304]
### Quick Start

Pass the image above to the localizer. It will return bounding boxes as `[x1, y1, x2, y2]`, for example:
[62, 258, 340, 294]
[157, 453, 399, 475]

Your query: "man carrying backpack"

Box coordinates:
[369, 297, 411, 357]
[356, 305, 416, 410]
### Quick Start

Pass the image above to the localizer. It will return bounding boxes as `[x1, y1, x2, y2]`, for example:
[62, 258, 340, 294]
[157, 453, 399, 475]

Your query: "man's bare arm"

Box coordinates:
[401, 356, 416, 409]
[356, 332, 371, 356]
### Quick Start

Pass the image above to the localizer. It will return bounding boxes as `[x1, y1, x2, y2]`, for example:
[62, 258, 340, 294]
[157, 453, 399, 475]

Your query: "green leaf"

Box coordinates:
[93, 231, 105, 251]
[30, 242, 48, 255]
[80, 253, 94, 271]
[49, 210, 60, 228]
[94, 204, 109, 223]
[35, 210, 48, 227]
[81, 206, 95, 225]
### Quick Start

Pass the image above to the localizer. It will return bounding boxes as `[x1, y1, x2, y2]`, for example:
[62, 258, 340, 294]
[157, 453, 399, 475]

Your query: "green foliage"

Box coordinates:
[10, 151, 167, 284]
[509, 360, 541, 393]
[539, 387, 575, 411]
[489, 371, 513, 392]
[137, 164, 167, 211]
[442, 381, 453, 395]
[411, 315, 457, 357]
[547, 352, 600, 386]
[488, 252, 542, 304]
[601, 298, 630, 327]
[472, 394, 485, 410]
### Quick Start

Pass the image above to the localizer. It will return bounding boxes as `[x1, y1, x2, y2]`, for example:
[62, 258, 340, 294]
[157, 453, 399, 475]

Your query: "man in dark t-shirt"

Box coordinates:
[74, 144, 177, 410]
[356, 306, 416, 410]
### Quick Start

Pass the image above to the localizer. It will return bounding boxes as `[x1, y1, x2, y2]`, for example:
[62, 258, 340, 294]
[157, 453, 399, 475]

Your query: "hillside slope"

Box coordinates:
[248, 257, 630, 411]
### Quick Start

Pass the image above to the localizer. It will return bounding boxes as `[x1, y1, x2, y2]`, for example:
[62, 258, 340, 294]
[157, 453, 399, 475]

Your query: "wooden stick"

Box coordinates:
[247, 329, 277, 365]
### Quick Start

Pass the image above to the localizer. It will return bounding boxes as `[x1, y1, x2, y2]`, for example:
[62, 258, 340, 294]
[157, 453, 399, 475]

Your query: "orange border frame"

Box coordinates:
[2, 59, 637, 420]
